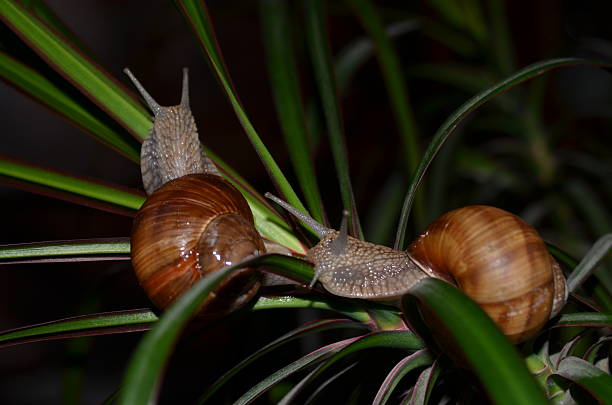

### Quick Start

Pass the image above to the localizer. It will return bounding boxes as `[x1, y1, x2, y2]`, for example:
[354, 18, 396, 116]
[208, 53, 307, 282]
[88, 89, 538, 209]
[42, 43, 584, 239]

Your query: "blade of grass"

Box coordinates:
[567, 234, 612, 293]
[0, 309, 156, 348]
[234, 337, 358, 405]
[198, 318, 369, 403]
[394, 58, 612, 249]
[279, 330, 424, 401]
[0, 0, 151, 138]
[373, 349, 434, 405]
[174, 0, 308, 221]
[0, 50, 140, 161]
[405, 278, 549, 405]
[553, 313, 612, 328]
[346, 0, 424, 227]
[0, 155, 144, 210]
[303, 0, 362, 238]
[260, 0, 325, 223]
[0, 238, 130, 263]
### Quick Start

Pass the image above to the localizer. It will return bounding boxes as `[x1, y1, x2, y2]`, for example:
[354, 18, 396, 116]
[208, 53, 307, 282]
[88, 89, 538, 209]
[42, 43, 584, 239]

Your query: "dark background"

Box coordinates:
[1, 1, 612, 403]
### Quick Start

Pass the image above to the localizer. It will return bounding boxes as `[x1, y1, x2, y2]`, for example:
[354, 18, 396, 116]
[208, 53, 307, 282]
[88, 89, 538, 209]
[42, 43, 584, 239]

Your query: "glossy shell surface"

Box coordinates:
[409, 205, 567, 343]
[131, 173, 264, 319]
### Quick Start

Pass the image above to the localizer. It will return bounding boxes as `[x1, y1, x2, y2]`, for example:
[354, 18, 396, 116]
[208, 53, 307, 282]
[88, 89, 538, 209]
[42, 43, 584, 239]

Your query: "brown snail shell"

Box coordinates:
[131, 174, 264, 319]
[408, 206, 567, 343]
[124, 68, 265, 319]
[264, 194, 568, 344]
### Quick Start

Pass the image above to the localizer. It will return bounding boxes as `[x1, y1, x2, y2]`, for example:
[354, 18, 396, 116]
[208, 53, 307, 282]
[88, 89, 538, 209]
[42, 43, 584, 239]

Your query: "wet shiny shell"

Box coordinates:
[408, 205, 567, 343]
[131, 173, 265, 319]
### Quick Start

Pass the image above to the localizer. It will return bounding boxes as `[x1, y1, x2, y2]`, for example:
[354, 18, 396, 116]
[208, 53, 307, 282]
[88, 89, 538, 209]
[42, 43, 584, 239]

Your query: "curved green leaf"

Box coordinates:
[175, 0, 307, 218]
[0, 155, 144, 210]
[199, 319, 369, 404]
[118, 254, 310, 405]
[0, 309, 156, 348]
[553, 356, 612, 404]
[0, 0, 150, 138]
[0, 51, 140, 161]
[234, 337, 357, 405]
[260, 0, 324, 223]
[405, 278, 548, 405]
[567, 233, 612, 293]
[394, 58, 612, 250]
[373, 349, 433, 405]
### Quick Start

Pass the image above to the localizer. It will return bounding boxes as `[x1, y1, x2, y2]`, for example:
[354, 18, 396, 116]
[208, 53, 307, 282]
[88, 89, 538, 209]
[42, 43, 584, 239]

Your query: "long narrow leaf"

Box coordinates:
[553, 356, 612, 404]
[567, 233, 612, 292]
[234, 337, 358, 405]
[0, 309, 156, 348]
[0, 50, 140, 161]
[394, 58, 612, 249]
[0, 155, 144, 210]
[373, 349, 434, 405]
[199, 319, 369, 403]
[260, 0, 325, 223]
[118, 254, 310, 405]
[303, 0, 362, 238]
[0, 238, 130, 264]
[273, 330, 424, 402]
[405, 278, 548, 405]
[346, 0, 424, 226]
[553, 313, 612, 328]
[0, 0, 151, 138]
[174, 0, 308, 219]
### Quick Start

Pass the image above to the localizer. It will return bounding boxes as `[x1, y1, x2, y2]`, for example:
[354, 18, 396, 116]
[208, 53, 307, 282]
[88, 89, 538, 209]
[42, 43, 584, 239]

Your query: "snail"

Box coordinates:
[125, 68, 265, 319]
[265, 194, 567, 343]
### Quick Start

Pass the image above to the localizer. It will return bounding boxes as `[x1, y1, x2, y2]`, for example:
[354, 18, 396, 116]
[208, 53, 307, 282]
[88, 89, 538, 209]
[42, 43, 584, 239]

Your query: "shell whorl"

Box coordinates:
[408, 205, 567, 343]
[130, 174, 265, 318]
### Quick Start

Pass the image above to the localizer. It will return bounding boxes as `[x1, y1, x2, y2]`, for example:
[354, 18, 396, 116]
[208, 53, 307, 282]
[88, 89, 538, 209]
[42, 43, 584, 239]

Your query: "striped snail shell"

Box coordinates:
[265, 195, 567, 343]
[126, 68, 264, 319]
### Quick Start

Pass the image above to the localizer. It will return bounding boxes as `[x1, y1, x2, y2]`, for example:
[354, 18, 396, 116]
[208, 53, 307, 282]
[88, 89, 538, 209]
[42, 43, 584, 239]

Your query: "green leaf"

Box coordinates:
[253, 295, 395, 325]
[303, 0, 362, 238]
[118, 254, 307, 405]
[0, 238, 130, 263]
[234, 337, 356, 404]
[0, 156, 144, 210]
[198, 319, 369, 403]
[175, 0, 307, 218]
[259, 0, 325, 223]
[372, 349, 433, 405]
[405, 278, 549, 405]
[0, 50, 140, 161]
[346, 0, 421, 179]
[394, 58, 612, 250]
[567, 233, 612, 293]
[554, 313, 612, 328]
[0, 0, 151, 138]
[553, 356, 612, 404]
[0, 309, 156, 348]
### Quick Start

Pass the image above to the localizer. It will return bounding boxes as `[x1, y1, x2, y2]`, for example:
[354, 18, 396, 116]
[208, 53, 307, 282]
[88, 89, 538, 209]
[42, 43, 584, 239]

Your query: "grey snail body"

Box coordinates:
[265, 194, 567, 344]
[125, 68, 265, 319]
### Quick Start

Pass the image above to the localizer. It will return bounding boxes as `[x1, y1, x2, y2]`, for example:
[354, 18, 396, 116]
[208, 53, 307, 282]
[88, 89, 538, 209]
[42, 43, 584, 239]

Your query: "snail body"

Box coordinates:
[126, 68, 264, 319]
[265, 194, 567, 343]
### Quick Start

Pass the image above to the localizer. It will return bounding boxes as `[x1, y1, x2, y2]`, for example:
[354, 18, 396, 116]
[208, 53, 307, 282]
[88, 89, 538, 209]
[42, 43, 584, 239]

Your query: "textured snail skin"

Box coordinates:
[131, 174, 265, 319]
[125, 68, 266, 320]
[408, 205, 567, 343]
[308, 232, 429, 299]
